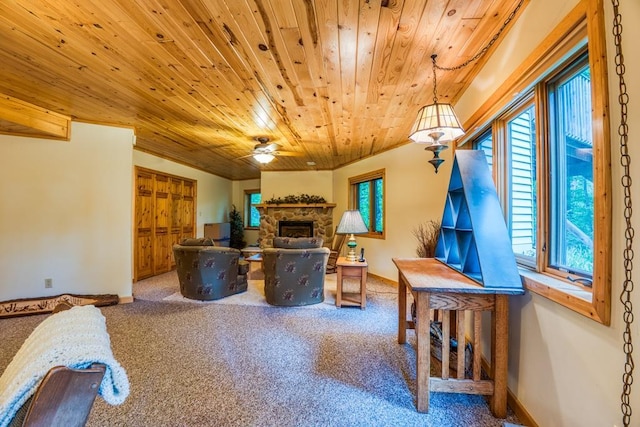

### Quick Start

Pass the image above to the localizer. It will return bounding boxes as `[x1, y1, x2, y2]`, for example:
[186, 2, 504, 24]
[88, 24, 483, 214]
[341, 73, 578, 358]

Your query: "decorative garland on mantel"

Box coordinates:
[263, 194, 326, 205]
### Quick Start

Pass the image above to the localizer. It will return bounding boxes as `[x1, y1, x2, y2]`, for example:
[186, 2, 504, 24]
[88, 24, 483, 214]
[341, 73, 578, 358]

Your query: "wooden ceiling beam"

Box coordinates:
[0, 93, 70, 140]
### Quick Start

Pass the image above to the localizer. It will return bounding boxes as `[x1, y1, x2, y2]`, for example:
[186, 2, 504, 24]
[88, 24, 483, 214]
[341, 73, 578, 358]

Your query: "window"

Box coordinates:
[548, 58, 594, 279]
[505, 101, 537, 266]
[349, 169, 385, 238]
[461, 0, 610, 324]
[473, 130, 493, 171]
[244, 190, 261, 228]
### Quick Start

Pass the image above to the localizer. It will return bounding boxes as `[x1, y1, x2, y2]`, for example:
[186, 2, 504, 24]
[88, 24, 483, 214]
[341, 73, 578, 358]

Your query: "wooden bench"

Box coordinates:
[10, 363, 106, 427]
[1, 304, 129, 427]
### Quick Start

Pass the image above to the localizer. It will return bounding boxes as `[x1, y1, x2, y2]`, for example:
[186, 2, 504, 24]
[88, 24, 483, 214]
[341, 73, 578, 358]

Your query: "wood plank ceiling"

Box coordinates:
[0, 0, 525, 180]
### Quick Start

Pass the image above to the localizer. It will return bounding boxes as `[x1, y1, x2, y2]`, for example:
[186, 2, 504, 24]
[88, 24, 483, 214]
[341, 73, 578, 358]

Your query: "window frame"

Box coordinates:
[462, 0, 611, 325]
[348, 169, 385, 239]
[244, 189, 261, 229]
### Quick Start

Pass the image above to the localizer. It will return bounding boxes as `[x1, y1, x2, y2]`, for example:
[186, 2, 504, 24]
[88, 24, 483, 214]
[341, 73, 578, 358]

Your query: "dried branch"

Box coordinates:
[413, 220, 441, 258]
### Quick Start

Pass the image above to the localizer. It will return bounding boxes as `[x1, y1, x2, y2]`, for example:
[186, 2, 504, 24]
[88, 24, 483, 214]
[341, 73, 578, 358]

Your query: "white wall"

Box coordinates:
[454, 0, 640, 425]
[0, 122, 134, 301]
[133, 151, 232, 237]
[260, 170, 333, 202]
[333, 143, 450, 279]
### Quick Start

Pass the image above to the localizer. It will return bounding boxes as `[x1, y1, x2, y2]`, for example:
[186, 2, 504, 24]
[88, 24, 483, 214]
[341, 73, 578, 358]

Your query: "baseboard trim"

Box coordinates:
[480, 358, 538, 427]
[367, 272, 397, 287]
[119, 296, 134, 304]
[507, 388, 538, 427]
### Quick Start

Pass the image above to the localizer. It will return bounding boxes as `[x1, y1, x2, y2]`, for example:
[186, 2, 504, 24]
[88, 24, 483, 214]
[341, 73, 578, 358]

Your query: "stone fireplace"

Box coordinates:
[256, 203, 336, 247]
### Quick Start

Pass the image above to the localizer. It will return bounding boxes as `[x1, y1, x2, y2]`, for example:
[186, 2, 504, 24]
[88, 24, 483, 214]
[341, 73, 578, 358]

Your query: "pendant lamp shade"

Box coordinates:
[409, 103, 465, 144]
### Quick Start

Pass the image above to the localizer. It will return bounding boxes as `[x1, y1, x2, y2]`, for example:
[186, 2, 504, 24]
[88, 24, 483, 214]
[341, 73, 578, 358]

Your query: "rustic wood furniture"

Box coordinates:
[336, 257, 368, 309]
[393, 257, 523, 417]
[325, 230, 346, 274]
[12, 364, 106, 427]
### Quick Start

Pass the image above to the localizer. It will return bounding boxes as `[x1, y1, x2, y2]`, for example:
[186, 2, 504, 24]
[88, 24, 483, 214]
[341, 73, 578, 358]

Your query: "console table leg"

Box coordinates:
[415, 292, 431, 413]
[398, 274, 407, 344]
[490, 295, 509, 418]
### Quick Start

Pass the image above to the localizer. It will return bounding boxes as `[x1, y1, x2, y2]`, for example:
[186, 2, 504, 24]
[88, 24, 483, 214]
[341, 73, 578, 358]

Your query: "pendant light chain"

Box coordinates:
[431, 55, 439, 104]
[612, 0, 634, 426]
[434, 0, 525, 72]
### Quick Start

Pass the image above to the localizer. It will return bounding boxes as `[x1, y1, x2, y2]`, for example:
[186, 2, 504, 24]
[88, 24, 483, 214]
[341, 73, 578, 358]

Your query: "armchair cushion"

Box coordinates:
[273, 237, 324, 249]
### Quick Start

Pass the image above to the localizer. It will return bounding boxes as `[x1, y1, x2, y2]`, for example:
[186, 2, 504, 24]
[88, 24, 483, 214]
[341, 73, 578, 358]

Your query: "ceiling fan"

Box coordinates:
[239, 137, 302, 164]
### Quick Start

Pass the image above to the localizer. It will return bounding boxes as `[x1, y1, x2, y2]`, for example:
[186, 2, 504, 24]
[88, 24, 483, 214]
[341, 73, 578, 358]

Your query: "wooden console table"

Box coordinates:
[392, 258, 523, 417]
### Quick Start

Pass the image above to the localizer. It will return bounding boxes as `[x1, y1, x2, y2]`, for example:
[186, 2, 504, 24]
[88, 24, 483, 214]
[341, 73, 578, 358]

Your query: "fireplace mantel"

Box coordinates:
[256, 203, 336, 247]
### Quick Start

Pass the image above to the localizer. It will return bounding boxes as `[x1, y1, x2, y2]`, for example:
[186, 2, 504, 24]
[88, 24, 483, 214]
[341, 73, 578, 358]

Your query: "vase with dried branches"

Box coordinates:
[412, 219, 441, 258]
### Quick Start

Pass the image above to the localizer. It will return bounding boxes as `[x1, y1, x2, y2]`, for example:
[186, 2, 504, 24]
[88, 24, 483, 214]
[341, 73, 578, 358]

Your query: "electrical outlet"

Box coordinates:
[44, 278, 53, 288]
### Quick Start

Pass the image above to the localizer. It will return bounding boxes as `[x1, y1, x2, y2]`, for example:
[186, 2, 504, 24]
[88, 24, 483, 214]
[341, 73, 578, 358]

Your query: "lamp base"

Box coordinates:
[425, 143, 448, 173]
[345, 234, 358, 262]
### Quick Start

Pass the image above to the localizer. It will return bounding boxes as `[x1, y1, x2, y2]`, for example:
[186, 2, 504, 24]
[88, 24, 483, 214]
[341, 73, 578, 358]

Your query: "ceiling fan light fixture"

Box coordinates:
[253, 152, 275, 164]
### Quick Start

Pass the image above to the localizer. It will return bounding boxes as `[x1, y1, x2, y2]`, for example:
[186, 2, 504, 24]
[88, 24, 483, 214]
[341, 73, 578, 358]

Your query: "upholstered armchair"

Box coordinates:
[173, 238, 249, 300]
[263, 237, 330, 306]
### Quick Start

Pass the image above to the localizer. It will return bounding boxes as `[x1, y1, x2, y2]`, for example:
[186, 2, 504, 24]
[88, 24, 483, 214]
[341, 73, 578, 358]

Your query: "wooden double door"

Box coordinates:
[134, 167, 196, 281]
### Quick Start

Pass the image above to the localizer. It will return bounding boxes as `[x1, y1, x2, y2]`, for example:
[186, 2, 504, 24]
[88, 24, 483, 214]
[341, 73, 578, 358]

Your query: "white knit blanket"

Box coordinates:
[0, 305, 130, 427]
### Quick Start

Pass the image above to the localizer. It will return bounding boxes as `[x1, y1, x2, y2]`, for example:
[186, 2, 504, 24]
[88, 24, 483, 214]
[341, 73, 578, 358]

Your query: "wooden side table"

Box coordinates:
[245, 253, 263, 280]
[336, 257, 368, 309]
[392, 257, 523, 417]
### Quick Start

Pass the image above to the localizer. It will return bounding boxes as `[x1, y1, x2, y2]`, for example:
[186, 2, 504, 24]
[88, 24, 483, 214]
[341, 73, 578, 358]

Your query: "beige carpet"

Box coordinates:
[0, 271, 523, 426]
[163, 275, 339, 309]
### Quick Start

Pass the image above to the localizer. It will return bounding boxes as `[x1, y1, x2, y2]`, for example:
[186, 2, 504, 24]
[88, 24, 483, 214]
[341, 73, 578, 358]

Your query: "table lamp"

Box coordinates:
[336, 210, 368, 262]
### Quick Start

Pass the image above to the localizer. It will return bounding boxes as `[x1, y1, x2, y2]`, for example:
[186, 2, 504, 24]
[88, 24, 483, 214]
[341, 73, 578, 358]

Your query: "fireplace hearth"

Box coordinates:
[278, 220, 314, 238]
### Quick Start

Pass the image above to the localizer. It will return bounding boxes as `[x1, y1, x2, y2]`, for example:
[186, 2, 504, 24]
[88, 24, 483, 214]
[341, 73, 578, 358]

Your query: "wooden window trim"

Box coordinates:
[348, 169, 385, 239]
[459, 0, 611, 325]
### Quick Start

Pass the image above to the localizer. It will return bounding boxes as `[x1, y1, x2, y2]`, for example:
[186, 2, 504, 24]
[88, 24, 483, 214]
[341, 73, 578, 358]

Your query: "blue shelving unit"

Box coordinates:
[434, 150, 523, 291]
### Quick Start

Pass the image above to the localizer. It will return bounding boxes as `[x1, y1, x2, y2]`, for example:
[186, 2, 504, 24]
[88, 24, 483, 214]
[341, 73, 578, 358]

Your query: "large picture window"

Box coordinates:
[466, 0, 610, 324]
[349, 169, 385, 238]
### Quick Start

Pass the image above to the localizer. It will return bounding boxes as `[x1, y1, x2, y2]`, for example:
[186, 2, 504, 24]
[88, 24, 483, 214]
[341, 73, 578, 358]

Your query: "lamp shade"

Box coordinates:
[336, 210, 368, 235]
[409, 103, 464, 144]
[253, 153, 275, 164]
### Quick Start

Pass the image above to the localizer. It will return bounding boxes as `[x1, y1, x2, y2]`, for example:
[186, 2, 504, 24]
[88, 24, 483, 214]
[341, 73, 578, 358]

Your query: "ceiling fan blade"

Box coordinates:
[264, 143, 279, 151]
[274, 151, 303, 157]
